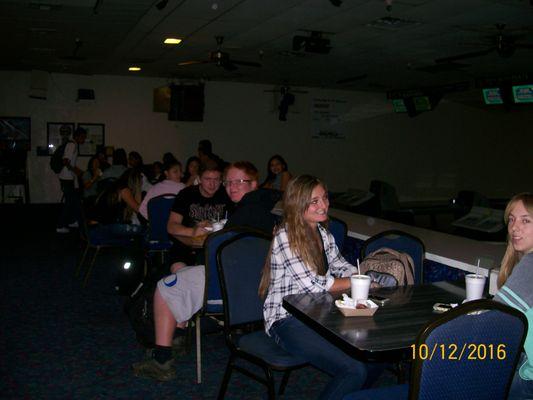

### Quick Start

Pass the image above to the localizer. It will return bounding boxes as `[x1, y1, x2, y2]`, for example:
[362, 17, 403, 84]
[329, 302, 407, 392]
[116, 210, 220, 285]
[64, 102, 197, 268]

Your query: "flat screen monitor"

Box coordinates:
[413, 96, 431, 111]
[392, 99, 407, 113]
[512, 84, 533, 103]
[482, 88, 503, 105]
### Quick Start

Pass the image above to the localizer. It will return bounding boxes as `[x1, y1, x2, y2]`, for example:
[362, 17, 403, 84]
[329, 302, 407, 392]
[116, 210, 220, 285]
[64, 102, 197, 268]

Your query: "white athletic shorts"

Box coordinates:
[157, 265, 205, 323]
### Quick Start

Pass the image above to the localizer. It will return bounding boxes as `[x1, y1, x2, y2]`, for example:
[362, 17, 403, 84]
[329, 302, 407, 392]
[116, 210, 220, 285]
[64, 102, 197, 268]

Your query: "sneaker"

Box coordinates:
[56, 227, 70, 234]
[68, 221, 79, 228]
[132, 356, 176, 382]
[172, 335, 189, 357]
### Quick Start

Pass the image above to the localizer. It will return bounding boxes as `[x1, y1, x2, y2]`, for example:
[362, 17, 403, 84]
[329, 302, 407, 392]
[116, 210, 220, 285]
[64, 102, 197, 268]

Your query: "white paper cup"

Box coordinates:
[212, 222, 224, 232]
[465, 274, 486, 301]
[351, 275, 371, 301]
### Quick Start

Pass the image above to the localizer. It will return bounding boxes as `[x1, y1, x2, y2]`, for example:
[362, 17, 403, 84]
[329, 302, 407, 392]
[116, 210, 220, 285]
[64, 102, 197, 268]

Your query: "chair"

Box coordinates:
[75, 207, 138, 287]
[216, 231, 307, 399]
[361, 230, 425, 285]
[342, 299, 528, 400]
[145, 193, 176, 265]
[369, 180, 414, 225]
[329, 216, 348, 253]
[194, 227, 243, 383]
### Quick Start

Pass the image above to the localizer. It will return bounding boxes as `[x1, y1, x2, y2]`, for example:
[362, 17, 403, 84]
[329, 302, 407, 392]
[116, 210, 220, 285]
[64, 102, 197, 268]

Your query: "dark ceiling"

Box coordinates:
[1, 0, 532, 92]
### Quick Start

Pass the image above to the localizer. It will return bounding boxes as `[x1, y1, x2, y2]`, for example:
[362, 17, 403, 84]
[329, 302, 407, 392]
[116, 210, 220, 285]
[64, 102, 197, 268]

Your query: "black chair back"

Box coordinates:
[328, 216, 348, 253]
[217, 231, 272, 328]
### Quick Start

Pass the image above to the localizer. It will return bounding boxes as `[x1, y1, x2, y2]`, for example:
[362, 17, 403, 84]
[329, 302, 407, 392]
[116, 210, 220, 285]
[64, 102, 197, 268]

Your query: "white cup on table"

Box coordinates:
[351, 274, 371, 301]
[212, 221, 224, 232]
[465, 274, 486, 301]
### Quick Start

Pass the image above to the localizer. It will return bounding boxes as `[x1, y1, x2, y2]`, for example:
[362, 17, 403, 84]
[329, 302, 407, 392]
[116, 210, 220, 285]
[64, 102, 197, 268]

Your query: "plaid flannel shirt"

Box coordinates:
[263, 223, 357, 334]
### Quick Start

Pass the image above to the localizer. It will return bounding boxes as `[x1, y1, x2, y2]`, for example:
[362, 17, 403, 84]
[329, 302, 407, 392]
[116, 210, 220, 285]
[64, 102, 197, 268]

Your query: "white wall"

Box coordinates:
[1, 70, 531, 203]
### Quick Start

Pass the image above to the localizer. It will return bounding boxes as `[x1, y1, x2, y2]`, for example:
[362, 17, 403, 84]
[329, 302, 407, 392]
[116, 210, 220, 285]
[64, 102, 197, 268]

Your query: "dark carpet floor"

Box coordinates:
[0, 204, 394, 399]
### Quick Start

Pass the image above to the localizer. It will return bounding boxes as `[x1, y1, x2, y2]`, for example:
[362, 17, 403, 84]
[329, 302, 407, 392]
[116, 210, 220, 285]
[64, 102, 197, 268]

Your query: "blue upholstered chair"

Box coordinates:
[76, 207, 137, 287]
[216, 231, 307, 399]
[361, 230, 425, 284]
[194, 227, 245, 383]
[329, 216, 348, 253]
[343, 299, 528, 400]
[145, 193, 175, 264]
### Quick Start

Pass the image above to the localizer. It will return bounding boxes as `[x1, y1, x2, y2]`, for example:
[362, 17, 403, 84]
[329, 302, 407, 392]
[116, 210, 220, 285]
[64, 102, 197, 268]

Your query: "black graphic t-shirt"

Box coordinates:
[171, 185, 232, 227]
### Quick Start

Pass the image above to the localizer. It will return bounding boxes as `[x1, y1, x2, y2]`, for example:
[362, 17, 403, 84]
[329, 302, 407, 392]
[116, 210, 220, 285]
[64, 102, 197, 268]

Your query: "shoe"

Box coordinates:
[132, 355, 176, 382]
[56, 227, 70, 234]
[172, 335, 189, 357]
[68, 221, 79, 228]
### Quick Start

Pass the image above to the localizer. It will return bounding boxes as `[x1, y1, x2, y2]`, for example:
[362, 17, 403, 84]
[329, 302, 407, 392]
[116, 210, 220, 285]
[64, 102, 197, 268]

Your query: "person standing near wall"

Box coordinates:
[56, 127, 87, 233]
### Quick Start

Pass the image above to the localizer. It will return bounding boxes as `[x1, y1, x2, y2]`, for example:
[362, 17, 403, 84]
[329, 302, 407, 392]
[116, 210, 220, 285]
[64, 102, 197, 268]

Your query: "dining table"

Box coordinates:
[282, 282, 466, 362]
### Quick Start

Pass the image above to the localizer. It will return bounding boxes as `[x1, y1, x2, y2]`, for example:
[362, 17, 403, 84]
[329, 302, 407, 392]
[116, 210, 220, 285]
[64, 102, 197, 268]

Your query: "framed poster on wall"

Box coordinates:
[77, 123, 105, 156]
[46, 122, 75, 155]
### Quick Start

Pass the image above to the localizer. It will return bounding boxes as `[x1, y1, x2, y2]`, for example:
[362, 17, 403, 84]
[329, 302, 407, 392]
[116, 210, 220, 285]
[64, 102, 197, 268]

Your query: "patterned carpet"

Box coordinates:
[1, 205, 397, 399]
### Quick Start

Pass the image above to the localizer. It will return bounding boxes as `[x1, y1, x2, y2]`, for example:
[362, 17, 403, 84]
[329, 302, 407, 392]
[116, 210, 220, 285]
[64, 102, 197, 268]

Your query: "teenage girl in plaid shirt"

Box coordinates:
[259, 175, 379, 400]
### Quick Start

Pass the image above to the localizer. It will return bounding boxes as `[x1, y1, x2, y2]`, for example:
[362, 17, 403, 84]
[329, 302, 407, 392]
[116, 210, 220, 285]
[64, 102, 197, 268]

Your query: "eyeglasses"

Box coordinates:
[223, 179, 252, 187]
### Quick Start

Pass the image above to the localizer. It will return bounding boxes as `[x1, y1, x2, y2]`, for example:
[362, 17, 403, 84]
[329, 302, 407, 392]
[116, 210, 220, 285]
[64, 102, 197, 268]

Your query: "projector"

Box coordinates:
[292, 33, 331, 54]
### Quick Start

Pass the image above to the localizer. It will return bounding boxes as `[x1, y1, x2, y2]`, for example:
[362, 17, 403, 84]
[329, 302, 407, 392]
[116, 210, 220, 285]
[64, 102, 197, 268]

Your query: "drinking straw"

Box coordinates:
[476, 258, 480, 276]
[357, 258, 361, 275]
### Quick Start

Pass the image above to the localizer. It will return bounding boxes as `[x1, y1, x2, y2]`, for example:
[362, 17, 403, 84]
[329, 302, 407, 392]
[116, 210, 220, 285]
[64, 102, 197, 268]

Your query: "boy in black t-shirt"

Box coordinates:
[167, 161, 232, 265]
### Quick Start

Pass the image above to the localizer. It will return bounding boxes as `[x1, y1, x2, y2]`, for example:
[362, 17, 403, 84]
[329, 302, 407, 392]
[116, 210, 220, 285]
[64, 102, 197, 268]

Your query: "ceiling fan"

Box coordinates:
[178, 36, 261, 71]
[435, 24, 533, 64]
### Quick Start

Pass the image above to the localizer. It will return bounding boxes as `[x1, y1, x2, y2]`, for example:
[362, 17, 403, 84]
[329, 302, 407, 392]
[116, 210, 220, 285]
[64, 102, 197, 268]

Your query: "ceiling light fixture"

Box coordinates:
[164, 38, 182, 45]
[128, 66, 141, 72]
[156, 0, 168, 10]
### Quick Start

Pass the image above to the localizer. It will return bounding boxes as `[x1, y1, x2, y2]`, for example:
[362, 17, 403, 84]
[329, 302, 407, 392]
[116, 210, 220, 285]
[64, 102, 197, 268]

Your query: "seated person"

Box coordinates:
[138, 159, 185, 220]
[166, 160, 232, 266]
[224, 160, 281, 233]
[494, 193, 533, 400]
[181, 156, 200, 187]
[87, 168, 145, 240]
[260, 175, 370, 399]
[150, 161, 164, 184]
[132, 160, 280, 381]
[261, 154, 292, 191]
[82, 155, 103, 204]
[101, 148, 128, 180]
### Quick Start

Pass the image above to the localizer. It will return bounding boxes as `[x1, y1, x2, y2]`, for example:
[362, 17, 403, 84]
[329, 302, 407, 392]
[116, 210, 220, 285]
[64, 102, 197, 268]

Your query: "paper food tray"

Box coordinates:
[335, 299, 379, 317]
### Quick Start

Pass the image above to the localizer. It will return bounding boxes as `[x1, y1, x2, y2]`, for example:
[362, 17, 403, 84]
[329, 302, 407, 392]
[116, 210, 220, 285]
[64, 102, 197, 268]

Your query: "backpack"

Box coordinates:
[49, 142, 69, 173]
[359, 247, 415, 287]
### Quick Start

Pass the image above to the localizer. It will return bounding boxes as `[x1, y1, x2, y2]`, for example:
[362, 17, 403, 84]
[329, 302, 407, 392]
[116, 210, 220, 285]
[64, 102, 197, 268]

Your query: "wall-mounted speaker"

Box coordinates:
[168, 84, 204, 121]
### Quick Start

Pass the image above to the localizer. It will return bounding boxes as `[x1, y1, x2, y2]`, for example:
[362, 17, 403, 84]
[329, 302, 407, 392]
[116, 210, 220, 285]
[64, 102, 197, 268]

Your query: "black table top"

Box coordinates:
[282, 283, 464, 361]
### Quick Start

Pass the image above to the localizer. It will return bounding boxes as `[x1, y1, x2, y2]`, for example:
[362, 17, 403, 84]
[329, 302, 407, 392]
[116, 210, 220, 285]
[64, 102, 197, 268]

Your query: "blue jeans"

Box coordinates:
[58, 179, 81, 228]
[508, 354, 533, 400]
[270, 316, 368, 400]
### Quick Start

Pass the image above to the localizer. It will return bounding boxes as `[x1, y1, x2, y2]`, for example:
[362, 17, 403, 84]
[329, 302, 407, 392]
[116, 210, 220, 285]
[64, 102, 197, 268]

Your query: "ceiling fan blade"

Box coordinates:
[231, 60, 262, 68]
[515, 44, 533, 49]
[336, 74, 367, 84]
[435, 48, 495, 63]
[178, 60, 210, 66]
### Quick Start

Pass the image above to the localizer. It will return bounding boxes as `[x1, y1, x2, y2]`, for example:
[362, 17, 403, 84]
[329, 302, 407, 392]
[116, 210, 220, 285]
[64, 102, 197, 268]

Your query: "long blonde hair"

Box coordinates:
[497, 192, 533, 288]
[259, 175, 328, 297]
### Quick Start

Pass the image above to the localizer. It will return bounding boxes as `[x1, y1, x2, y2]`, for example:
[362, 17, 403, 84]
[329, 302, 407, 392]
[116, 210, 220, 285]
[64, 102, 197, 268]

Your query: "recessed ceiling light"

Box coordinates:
[128, 66, 141, 72]
[164, 38, 182, 45]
